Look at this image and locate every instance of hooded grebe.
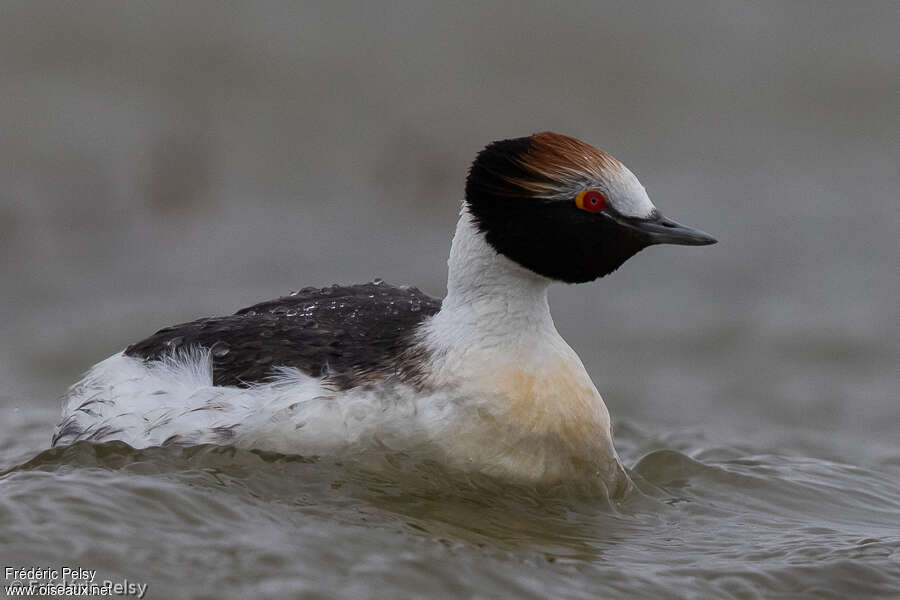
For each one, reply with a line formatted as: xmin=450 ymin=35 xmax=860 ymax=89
xmin=54 ymin=132 xmax=716 ymax=492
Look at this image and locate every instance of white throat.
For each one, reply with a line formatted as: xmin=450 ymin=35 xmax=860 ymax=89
xmin=427 ymin=207 xmax=557 ymax=355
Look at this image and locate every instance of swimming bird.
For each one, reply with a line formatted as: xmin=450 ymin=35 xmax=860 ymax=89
xmin=53 ymin=132 xmax=715 ymax=492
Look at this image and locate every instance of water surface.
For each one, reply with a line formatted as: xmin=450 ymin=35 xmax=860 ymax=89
xmin=2 ymin=422 xmax=899 ymax=599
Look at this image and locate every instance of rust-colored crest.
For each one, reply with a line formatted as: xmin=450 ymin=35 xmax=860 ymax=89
xmin=512 ymin=132 xmax=623 ymax=196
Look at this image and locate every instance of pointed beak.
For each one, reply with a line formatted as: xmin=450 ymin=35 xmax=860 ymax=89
xmin=623 ymin=213 xmax=717 ymax=246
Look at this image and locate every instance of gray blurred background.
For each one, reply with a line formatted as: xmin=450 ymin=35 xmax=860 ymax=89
xmin=1 ymin=1 xmax=898 ymax=464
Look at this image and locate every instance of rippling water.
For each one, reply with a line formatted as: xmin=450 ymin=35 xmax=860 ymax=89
xmin=2 ymin=426 xmax=899 ymax=599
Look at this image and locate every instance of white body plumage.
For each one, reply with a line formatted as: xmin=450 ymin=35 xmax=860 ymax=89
xmin=58 ymin=209 xmax=626 ymax=490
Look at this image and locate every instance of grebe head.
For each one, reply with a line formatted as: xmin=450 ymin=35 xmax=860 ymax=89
xmin=464 ymin=131 xmax=716 ymax=283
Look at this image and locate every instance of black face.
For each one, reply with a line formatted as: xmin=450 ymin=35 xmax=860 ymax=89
xmin=464 ymin=137 xmax=649 ymax=283
xmin=464 ymin=136 xmax=716 ymax=283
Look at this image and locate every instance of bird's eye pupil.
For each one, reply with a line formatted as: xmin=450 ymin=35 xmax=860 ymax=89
xmin=576 ymin=190 xmax=607 ymax=212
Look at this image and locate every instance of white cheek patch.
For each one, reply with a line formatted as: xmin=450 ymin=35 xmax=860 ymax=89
xmin=606 ymin=164 xmax=656 ymax=218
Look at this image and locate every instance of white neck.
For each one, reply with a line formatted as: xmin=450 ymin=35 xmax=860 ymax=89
xmin=418 ymin=207 xmax=624 ymax=490
xmin=427 ymin=207 xmax=557 ymax=355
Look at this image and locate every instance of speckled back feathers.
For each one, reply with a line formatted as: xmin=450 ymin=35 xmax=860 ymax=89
xmin=125 ymin=283 xmax=441 ymax=389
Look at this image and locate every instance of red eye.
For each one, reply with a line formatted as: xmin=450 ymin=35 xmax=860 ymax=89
xmin=576 ymin=190 xmax=607 ymax=212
